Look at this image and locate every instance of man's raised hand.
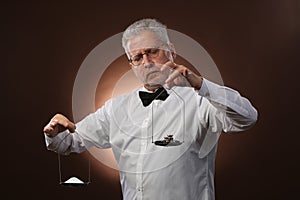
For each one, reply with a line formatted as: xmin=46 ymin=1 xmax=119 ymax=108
xmin=161 ymin=61 xmax=203 ymax=90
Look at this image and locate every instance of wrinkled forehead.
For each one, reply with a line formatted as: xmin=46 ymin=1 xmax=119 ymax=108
xmin=126 ymin=31 xmax=164 ymax=56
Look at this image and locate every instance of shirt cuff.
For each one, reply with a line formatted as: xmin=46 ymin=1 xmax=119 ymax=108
xmin=44 ymin=130 xmax=69 ymax=147
xmin=197 ymin=78 xmax=211 ymax=97
xmin=44 ymin=133 xmax=54 ymax=146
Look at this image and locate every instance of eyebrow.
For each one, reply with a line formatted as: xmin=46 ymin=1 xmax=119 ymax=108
xmin=131 ymin=46 xmax=160 ymax=56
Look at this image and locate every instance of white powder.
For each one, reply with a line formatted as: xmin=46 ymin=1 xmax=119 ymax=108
xmin=64 ymin=177 xmax=84 ymax=184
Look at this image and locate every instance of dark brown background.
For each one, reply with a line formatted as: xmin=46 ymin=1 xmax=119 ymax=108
xmin=3 ymin=0 xmax=300 ymax=199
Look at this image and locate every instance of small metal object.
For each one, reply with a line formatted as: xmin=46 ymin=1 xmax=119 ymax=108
xmin=154 ymin=135 xmax=182 ymax=146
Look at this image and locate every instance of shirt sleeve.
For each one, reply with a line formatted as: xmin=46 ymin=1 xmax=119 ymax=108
xmin=44 ymin=100 xmax=112 ymax=155
xmin=196 ymin=78 xmax=258 ymax=158
xmin=198 ymin=78 xmax=258 ymax=133
xmin=44 ymin=130 xmax=86 ymax=155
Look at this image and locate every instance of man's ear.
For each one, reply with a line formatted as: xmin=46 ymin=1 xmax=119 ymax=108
xmin=129 ymin=62 xmax=134 ymax=69
xmin=125 ymin=52 xmax=134 ymax=69
xmin=168 ymin=43 xmax=177 ymax=60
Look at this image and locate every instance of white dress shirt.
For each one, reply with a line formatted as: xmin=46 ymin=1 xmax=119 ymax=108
xmin=45 ymin=78 xmax=257 ymax=200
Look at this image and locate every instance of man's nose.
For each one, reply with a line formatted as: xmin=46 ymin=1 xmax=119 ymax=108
xmin=142 ymin=54 xmax=153 ymax=68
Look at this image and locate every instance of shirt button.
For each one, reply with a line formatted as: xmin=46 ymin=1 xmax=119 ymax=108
xmin=142 ymin=118 xmax=149 ymax=127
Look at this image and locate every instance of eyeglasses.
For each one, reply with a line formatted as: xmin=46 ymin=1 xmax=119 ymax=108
xmin=129 ymin=47 xmax=161 ymax=66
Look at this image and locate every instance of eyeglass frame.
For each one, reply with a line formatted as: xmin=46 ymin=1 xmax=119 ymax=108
xmin=128 ymin=45 xmax=169 ymax=67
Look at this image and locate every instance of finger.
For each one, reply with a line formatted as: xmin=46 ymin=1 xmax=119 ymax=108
xmin=49 ymin=120 xmax=58 ymax=128
xmin=174 ymin=75 xmax=190 ymax=87
xmin=166 ymin=63 xmax=191 ymax=82
xmin=160 ymin=61 xmax=176 ymax=72
xmin=50 ymin=114 xmax=76 ymax=133
xmin=165 ymin=81 xmax=175 ymax=89
xmin=67 ymin=122 xmax=76 ymax=133
xmin=43 ymin=126 xmax=54 ymax=133
xmin=52 ymin=115 xmax=69 ymax=128
xmin=43 ymin=120 xmax=57 ymax=132
xmin=166 ymin=75 xmax=188 ymax=89
xmin=60 ymin=119 xmax=76 ymax=133
xmin=165 ymin=69 xmax=182 ymax=84
xmin=182 ymin=68 xmax=189 ymax=77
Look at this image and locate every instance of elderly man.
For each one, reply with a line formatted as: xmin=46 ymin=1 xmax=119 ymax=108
xmin=44 ymin=18 xmax=257 ymax=200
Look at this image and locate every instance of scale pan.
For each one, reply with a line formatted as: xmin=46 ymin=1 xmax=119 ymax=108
xmin=60 ymin=177 xmax=90 ymax=187
xmin=154 ymin=140 xmax=182 ymax=146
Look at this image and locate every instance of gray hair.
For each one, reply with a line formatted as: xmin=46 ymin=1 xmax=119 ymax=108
xmin=122 ymin=18 xmax=170 ymax=56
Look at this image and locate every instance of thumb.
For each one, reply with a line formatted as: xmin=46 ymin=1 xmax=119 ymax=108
xmin=67 ymin=121 xmax=76 ymax=133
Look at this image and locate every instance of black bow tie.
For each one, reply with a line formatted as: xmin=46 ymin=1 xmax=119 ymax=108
xmin=139 ymin=87 xmax=169 ymax=107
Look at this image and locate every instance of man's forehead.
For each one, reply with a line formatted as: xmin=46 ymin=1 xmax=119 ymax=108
xmin=127 ymin=31 xmax=162 ymax=54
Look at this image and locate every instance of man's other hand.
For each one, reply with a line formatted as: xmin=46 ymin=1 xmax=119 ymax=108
xmin=43 ymin=114 xmax=76 ymax=138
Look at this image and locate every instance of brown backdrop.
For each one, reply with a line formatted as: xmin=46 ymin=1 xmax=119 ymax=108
xmin=3 ymin=0 xmax=300 ymax=199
